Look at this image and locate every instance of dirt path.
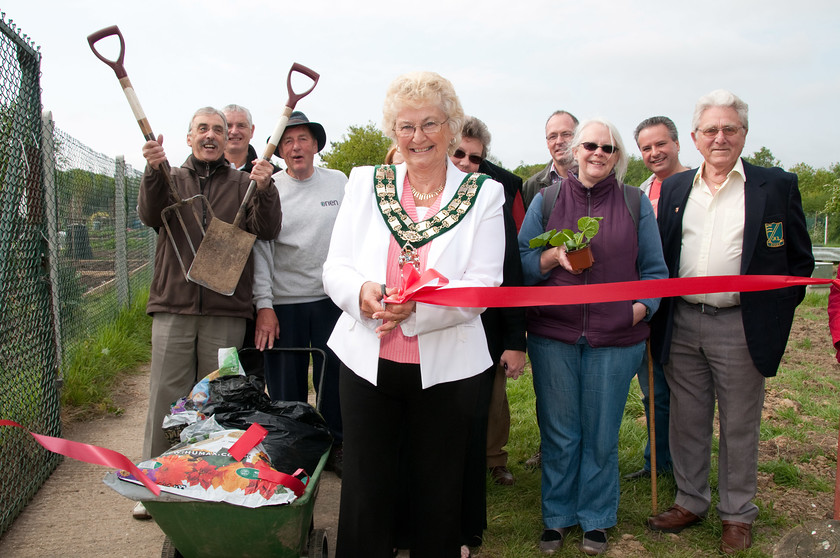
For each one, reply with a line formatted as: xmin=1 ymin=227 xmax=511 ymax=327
xmin=0 ymin=364 xmax=341 ymax=558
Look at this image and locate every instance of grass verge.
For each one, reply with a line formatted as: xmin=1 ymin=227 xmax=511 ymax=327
xmin=60 ymin=289 xmax=152 ymax=418
xmin=482 ymin=290 xmax=835 ymax=557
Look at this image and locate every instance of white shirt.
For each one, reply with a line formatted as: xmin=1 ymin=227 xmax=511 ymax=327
xmin=679 ymin=158 xmax=746 ymax=307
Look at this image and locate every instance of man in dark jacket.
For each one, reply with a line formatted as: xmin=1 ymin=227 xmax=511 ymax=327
xmin=136 ymin=107 xmax=281 ymax=513
xmin=521 ymin=110 xmax=578 ymax=210
xmin=647 ymin=90 xmax=813 ymax=554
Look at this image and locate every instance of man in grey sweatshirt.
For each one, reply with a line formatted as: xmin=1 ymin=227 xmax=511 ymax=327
xmin=252 ymin=112 xmax=347 ymax=475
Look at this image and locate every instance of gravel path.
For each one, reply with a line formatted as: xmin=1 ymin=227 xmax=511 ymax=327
xmin=0 ymin=364 xmax=341 ymax=557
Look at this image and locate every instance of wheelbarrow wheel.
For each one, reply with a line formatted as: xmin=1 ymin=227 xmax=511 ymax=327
xmin=161 ymin=536 xmax=184 ymax=558
xmin=307 ymin=528 xmax=328 ymax=558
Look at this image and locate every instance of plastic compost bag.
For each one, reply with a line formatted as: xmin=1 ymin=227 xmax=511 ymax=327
xmin=117 ymin=429 xmax=299 ymax=507
xmin=205 ymin=375 xmax=333 ymax=476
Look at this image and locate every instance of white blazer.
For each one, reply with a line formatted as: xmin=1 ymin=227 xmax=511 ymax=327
xmin=323 ymin=159 xmax=505 ymax=388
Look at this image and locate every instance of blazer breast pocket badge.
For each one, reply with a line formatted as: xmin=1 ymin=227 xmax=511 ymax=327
xmin=765 ymin=222 xmax=784 ymax=248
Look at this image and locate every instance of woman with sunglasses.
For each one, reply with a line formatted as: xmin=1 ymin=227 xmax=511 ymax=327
xmin=518 ymin=118 xmax=667 ymax=555
xmin=323 ymin=72 xmax=506 ymax=558
xmin=449 ymin=117 xmax=527 ymax=552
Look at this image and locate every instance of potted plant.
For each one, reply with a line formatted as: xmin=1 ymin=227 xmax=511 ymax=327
xmin=529 ymin=216 xmax=603 ymax=271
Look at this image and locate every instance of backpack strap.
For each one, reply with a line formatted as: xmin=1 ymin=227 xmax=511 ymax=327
xmin=542 ymin=179 xmax=641 ymax=232
xmin=541 ymin=181 xmax=562 ymax=230
xmin=622 ymin=183 xmax=642 ymax=232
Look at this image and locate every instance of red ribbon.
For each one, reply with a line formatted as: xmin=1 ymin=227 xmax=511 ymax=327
xmin=0 ymin=419 xmax=160 ymax=496
xmin=254 ymin=462 xmax=308 ymax=497
xmin=384 ymin=265 xmax=449 ymax=304
xmin=228 ymin=422 xmax=268 ymax=462
xmin=387 ymin=273 xmax=836 ymax=308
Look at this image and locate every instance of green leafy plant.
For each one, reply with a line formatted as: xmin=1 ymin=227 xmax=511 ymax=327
xmin=529 ymin=216 xmax=603 ymax=251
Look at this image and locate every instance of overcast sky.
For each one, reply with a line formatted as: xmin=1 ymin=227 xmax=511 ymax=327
xmin=4 ymin=0 xmax=840 ymax=175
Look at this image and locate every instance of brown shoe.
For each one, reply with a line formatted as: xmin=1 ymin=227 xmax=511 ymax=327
xmin=489 ymin=465 xmax=515 ymax=485
xmin=720 ymin=521 xmax=752 ymax=554
xmin=647 ymin=504 xmax=702 ymax=533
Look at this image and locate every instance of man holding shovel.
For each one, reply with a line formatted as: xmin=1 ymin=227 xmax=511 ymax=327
xmin=134 ymin=106 xmax=281 ymax=518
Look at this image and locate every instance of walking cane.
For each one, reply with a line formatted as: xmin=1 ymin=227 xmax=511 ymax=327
xmin=834 ymin=414 xmax=839 ymax=520
xmin=647 ymin=340 xmax=658 ymax=514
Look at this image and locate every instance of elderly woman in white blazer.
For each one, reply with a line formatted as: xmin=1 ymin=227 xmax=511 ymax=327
xmin=323 ymin=71 xmax=505 ymax=558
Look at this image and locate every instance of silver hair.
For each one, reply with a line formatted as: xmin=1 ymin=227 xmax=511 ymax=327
xmin=381 ymin=71 xmax=465 ymax=155
xmin=461 ymin=116 xmax=492 ymax=158
xmin=691 ymin=89 xmax=749 ymax=131
xmin=570 ymin=118 xmax=629 ymax=184
xmin=188 ymin=107 xmax=228 ymax=137
xmin=222 ymin=104 xmax=253 ymax=128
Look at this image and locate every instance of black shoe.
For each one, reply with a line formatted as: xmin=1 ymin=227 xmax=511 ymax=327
xmin=581 ymin=529 xmax=608 ymax=555
xmin=539 ymin=528 xmax=568 ymax=554
xmin=326 ymin=444 xmax=343 ymax=479
xmin=623 ymin=468 xmax=651 ymax=480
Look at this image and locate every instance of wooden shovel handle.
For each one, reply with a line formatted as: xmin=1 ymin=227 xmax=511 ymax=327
xmin=87 ymin=25 xmax=180 ymax=201
xmin=87 ymin=26 xmax=127 ymax=79
xmin=264 ymin=63 xmax=321 ymax=159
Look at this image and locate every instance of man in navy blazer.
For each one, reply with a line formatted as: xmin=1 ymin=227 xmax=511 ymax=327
xmin=647 ymin=90 xmax=814 ymax=554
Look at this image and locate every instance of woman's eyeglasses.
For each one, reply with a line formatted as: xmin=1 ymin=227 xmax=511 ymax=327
xmin=394 ymin=119 xmax=448 ymax=138
xmin=581 ymin=142 xmax=618 ymax=154
xmin=452 ymin=149 xmax=483 ymax=165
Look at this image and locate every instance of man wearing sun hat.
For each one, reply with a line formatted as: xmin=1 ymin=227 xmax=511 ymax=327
xmin=251 ymin=111 xmax=348 ymax=475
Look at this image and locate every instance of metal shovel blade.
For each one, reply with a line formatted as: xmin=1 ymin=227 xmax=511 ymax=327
xmin=187 ymin=218 xmax=256 ymax=296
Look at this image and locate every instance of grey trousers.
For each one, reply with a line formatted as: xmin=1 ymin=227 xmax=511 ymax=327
xmin=664 ymin=300 xmax=765 ymax=524
xmin=143 ymin=313 xmax=245 ymax=459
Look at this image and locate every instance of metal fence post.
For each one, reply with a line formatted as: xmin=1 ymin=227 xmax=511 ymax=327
xmin=115 ymin=155 xmax=129 ymax=307
xmin=41 ymin=110 xmax=63 ymax=379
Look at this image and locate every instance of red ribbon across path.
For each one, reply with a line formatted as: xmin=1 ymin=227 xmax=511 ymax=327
xmin=0 ymin=419 xmax=160 ymax=496
xmin=3 ymin=272 xmax=835 ymax=495
xmin=388 ymin=272 xmax=837 ymax=308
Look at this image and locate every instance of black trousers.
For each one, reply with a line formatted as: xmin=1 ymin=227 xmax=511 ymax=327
xmin=336 ymin=359 xmax=480 ymax=558
xmin=263 ymin=298 xmax=343 ymax=443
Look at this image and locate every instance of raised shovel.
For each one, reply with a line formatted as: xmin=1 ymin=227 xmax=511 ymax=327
xmin=87 ymin=25 xmax=210 ymax=282
xmin=186 ymin=63 xmax=320 ymax=296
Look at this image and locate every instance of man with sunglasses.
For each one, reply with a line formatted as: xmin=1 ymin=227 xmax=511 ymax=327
xmin=521 ymin=110 xmax=579 ymax=210
xmin=623 ymin=116 xmax=688 ymax=482
xmin=647 ymin=90 xmax=813 ymax=554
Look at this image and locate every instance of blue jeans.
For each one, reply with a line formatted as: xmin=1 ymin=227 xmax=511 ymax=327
xmin=529 ymin=334 xmax=644 ymax=532
xmin=636 ymin=350 xmax=672 ymax=473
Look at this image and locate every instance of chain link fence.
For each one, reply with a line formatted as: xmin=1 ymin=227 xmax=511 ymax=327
xmin=0 ymin=14 xmax=154 ymax=536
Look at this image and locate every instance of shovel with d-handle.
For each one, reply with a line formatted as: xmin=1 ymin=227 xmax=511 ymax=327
xmin=186 ymin=63 xmax=320 ymax=296
xmin=87 ymin=25 xmax=211 ymax=282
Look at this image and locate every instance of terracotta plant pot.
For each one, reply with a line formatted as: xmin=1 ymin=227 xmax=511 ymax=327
xmin=566 ymin=245 xmax=594 ymax=271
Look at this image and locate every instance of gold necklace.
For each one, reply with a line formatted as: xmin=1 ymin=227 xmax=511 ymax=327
xmin=410 ymin=181 xmax=445 ymax=201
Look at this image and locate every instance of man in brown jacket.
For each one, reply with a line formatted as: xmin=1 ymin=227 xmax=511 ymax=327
xmin=133 ymin=107 xmax=281 ymax=518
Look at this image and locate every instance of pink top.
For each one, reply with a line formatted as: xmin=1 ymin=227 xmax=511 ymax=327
xmin=379 ymin=176 xmax=444 ymax=364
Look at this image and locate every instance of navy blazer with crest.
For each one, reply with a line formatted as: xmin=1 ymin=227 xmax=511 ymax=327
xmin=650 ymin=159 xmax=814 ymax=377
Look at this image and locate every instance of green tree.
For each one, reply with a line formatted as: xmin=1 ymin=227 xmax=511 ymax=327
xmin=512 ymin=162 xmax=546 ymax=182
xmin=319 ymin=122 xmax=392 ymax=176
xmin=624 ymin=155 xmax=650 ymax=187
xmin=744 ymin=146 xmax=780 ymax=168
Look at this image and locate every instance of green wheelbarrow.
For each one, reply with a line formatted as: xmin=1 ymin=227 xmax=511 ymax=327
xmin=147 ymin=446 xmax=329 ymax=558
xmin=106 ymin=347 xmax=332 ymax=558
